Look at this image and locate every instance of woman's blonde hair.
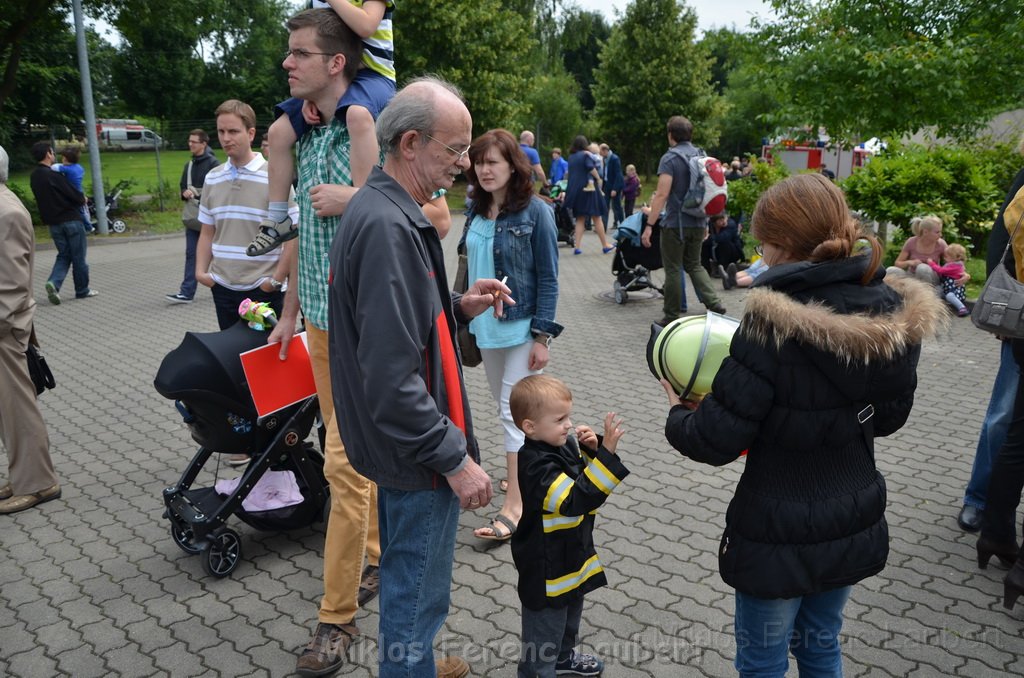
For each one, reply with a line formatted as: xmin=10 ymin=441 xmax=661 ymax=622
xmin=909 ymin=215 xmax=943 ymax=237
xmin=751 ymin=173 xmax=882 ymax=284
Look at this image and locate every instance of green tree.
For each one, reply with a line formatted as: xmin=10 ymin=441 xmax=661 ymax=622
xmin=699 ymin=27 xmax=779 ymax=160
xmin=592 ymin=0 xmax=724 ymax=173
xmin=757 ymin=0 xmax=1024 ymax=143
xmin=559 ymin=8 xmax=610 ymax=112
xmin=195 ymin=0 xmax=292 ymax=122
xmin=523 ymin=71 xmax=583 ymax=153
xmin=0 ymin=0 xmax=121 ymax=146
xmin=841 ymin=141 xmax=1012 ymax=253
xmin=395 ymin=0 xmax=535 ymax=136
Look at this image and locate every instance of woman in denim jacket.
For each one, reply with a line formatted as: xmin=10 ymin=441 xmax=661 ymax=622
xmin=461 ymin=129 xmax=563 ymax=542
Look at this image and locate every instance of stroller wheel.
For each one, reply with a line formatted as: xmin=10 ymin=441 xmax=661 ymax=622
xmin=201 ymin=528 xmax=242 ymax=578
xmin=111 ymin=219 xmax=127 ymax=234
xmin=613 ymin=280 xmax=628 ymax=305
xmin=171 ymin=524 xmax=202 ymax=555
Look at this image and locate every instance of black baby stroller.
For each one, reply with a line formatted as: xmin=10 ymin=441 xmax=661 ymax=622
xmin=611 ymin=211 xmax=663 ymax=304
xmin=88 ymin=179 xmax=130 ymax=233
xmin=154 ymin=322 xmax=328 ymax=578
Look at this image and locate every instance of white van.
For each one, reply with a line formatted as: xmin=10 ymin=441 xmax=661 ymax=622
xmin=100 ymin=127 xmax=164 ymax=150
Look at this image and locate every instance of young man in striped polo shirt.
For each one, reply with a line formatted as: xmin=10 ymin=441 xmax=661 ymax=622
xmin=194 ymin=99 xmax=297 ymax=331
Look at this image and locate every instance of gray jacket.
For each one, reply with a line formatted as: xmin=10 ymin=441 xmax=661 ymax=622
xmin=328 ymin=167 xmax=479 ymax=491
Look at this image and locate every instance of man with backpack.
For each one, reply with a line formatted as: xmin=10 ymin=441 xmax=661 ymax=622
xmin=642 ymin=115 xmax=726 ymax=324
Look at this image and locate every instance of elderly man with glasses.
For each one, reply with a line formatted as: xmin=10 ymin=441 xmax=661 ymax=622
xmin=328 ymin=76 xmax=511 ymax=678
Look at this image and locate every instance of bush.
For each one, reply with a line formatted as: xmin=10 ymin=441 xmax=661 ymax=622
xmin=726 ymin=158 xmax=791 ymax=226
xmin=841 ymin=141 xmax=1010 ymax=255
xmin=7 ymin=182 xmax=40 ymax=224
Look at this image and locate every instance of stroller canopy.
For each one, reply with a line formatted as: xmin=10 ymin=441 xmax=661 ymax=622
xmin=154 ymin=322 xmax=266 ymax=413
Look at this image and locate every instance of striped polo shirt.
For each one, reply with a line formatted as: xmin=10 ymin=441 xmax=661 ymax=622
xmin=310 ymin=0 xmax=396 ymax=81
xmin=198 ymin=153 xmax=299 ymax=291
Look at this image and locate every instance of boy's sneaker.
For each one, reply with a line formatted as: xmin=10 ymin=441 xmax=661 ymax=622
xmin=295 ymin=622 xmax=360 ymax=677
xmin=247 ymin=217 xmax=296 ymax=256
xmin=165 ymin=293 xmax=194 ymax=304
xmin=555 ymin=650 xmax=604 ymax=676
xmin=44 ymin=281 xmax=61 ymax=305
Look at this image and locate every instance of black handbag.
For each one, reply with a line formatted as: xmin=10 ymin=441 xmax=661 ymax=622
xmin=26 ymin=328 xmax=56 ymax=396
xmin=452 ymin=252 xmax=482 ymax=368
xmin=972 ymin=207 xmax=1024 ymax=339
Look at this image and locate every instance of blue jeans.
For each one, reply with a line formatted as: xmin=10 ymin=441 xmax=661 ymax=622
xmin=377 ymin=485 xmax=460 ymax=677
xmin=964 ymin=340 xmax=1020 ymax=509
xmin=734 ymin=586 xmax=851 ymax=678
xmin=518 ymin=596 xmax=583 ymax=678
xmin=47 ymin=220 xmax=91 ymax=297
xmin=178 ymin=228 xmax=201 ymax=298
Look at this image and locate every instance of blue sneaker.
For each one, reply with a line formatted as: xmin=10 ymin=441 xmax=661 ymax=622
xmin=555 ymin=650 xmax=603 ymax=676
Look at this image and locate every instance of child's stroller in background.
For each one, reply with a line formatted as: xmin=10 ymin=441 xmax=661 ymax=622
xmin=611 ymin=211 xmax=663 ymax=304
xmin=154 ymin=322 xmax=327 ymax=578
xmin=545 ymin=180 xmax=576 ymax=247
xmin=88 ymin=179 xmax=130 ymax=233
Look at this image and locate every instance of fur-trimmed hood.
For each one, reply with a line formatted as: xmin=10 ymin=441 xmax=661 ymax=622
xmin=742 ymin=265 xmax=948 ymax=365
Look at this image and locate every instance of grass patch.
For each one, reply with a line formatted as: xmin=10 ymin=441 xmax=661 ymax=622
xmin=9 ymin=150 xmax=224 ymax=198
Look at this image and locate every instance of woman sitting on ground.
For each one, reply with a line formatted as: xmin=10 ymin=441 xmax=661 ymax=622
xmin=887 ymin=215 xmax=969 ymax=288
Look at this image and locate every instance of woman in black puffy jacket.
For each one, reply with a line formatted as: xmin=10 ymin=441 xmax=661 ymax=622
xmin=661 ymin=174 xmax=945 ymax=677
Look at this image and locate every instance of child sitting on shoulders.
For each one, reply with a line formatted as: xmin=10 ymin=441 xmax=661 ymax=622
xmin=510 ymin=375 xmax=629 ymax=678
xmin=247 ymin=0 xmax=395 ymax=256
xmin=928 ymin=243 xmax=970 ymax=316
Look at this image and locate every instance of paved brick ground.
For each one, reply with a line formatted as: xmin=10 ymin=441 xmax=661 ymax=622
xmin=1 ymin=224 xmax=1021 ymax=677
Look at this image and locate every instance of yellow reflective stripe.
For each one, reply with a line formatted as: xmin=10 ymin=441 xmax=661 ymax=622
xmin=545 ymin=555 xmax=604 ymax=597
xmin=583 ymin=458 xmax=619 ymax=495
xmin=542 ymin=513 xmax=584 ymax=533
xmin=543 ymin=473 xmax=573 ymax=514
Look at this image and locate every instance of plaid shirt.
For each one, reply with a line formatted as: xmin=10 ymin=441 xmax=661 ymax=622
xmin=296 ymin=119 xmax=351 ymax=330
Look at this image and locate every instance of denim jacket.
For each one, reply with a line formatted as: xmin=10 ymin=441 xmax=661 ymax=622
xmin=462 ymin=195 xmax=564 ymax=338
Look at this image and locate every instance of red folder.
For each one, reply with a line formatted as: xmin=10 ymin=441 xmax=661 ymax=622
xmin=239 ymin=332 xmax=316 ymax=419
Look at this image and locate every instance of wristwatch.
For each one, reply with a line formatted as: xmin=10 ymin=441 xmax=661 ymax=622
xmin=269 ymin=278 xmax=283 ymax=289
xmin=533 ymin=333 xmax=552 ymax=348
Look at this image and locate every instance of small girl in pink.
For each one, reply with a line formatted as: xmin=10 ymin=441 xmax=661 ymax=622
xmin=928 ymin=243 xmax=970 ymax=317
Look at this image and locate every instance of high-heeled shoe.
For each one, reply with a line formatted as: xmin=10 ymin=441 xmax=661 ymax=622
xmin=1003 ymin=561 xmax=1024 ymax=610
xmin=977 ymin=534 xmax=1019 ymax=569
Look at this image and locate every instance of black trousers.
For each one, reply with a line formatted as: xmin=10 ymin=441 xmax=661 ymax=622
xmin=211 ymin=284 xmax=284 ymax=331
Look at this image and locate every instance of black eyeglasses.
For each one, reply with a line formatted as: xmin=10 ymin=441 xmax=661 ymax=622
xmin=755 ymin=243 xmax=764 ymax=256
xmin=283 ymin=48 xmax=336 ymax=60
xmin=425 ymin=134 xmax=471 ymax=163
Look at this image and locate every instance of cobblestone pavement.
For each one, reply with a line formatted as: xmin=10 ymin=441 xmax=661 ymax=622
xmin=2 ymin=223 xmax=1022 ymax=677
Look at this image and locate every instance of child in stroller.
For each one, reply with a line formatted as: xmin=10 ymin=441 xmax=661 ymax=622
xmin=544 ymin=179 xmax=576 ymax=247
xmin=611 ymin=210 xmax=664 ymax=304
xmin=154 ymin=321 xmax=328 ymax=578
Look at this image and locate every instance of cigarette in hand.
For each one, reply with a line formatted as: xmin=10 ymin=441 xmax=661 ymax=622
xmin=495 ymin=276 xmax=508 ymax=300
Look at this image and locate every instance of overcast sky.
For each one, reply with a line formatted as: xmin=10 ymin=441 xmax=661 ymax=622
xmin=572 ymin=0 xmax=772 ymax=34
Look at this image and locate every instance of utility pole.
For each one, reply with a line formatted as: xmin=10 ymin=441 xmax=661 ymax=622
xmin=73 ymin=0 xmax=108 ymax=234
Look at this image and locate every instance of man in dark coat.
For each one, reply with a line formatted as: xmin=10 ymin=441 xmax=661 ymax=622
xmin=29 ymin=141 xmax=94 ymax=304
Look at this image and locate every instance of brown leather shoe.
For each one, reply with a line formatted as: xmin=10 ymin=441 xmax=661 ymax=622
xmin=357 ymin=564 xmax=380 ymax=606
xmin=435 ymin=655 xmax=470 ymax=678
xmin=0 ymin=484 xmax=60 ymax=515
xmin=295 ymin=622 xmax=360 ymax=677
